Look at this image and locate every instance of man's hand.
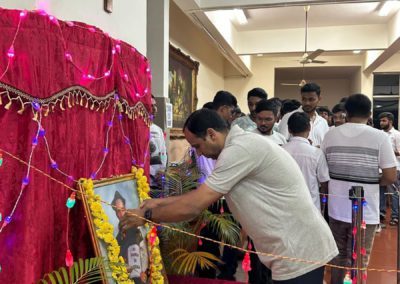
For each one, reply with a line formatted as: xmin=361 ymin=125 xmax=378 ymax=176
xmin=119 ymin=208 xmax=146 ymax=234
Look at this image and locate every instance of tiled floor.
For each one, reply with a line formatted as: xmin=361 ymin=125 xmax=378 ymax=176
xmin=235 ymin=214 xmax=400 ymax=284
xmin=367 ymin=222 xmax=398 ymax=283
xmin=324 ymin=217 xmax=399 ymax=283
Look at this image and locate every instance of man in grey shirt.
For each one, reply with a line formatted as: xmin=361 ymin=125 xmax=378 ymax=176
xmin=121 ymin=109 xmax=338 ymax=283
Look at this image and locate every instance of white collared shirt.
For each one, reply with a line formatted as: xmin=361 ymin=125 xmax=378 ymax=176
xmin=283 ymin=136 xmax=330 ymax=210
xmin=252 ymin=128 xmax=287 ymax=145
xmin=278 ymin=107 xmax=329 ymax=147
xmin=385 ymin=127 xmax=400 ymax=170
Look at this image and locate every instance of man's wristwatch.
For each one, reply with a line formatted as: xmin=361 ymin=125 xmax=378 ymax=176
xmin=144 ymin=208 xmax=153 ymax=222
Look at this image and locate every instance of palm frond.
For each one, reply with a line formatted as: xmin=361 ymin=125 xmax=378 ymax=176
xmin=37 ymin=257 xmax=119 ymax=284
xmin=202 ymin=210 xmax=241 ymax=246
xmin=169 ymin=248 xmax=222 ymax=275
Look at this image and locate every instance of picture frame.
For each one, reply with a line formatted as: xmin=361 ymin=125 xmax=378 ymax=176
xmin=79 ymin=173 xmax=167 ymax=284
xmin=169 ymin=44 xmax=199 ymax=138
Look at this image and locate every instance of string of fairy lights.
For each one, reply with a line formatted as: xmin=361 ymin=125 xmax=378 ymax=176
xmin=0 ymin=8 xmax=153 ymax=272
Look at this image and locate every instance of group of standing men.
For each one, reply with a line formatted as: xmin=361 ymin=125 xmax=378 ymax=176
xmin=122 ymin=83 xmax=398 ymax=284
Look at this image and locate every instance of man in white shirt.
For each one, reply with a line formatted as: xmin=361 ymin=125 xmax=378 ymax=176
xmin=122 ymin=109 xmax=338 ymax=283
xmin=278 ymin=83 xmax=329 ymax=147
xmin=231 ymin=87 xmax=267 ymax=131
xmin=149 ymin=95 xmax=167 ymax=189
xmin=379 ymin=112 xmax=400 ymax=226
xmin=321 ymin=94 xmax=397 ymax=284
xmin=253 ymin=99 xmax=286 ymax=145
xmin=283 ymin=112 xmax=330 ymax=211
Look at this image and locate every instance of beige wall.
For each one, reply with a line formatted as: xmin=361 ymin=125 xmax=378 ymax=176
xmin=275 ymin=79 xmax=350 ymax=109
xmin=169 ymin=2 xmax=226 ymax=162
xmin=169 ymin=1 xmax=225 ymax=110
xmin=225 ymin=54 xmax=371 ymax=111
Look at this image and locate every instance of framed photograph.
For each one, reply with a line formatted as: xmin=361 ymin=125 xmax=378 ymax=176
xmin=169 ymin=44 xmax=199 ymax=138
xmin=80 ymin=174 xmax=166 ymax=284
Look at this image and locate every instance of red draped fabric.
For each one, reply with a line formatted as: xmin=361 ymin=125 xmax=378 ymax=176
xmin=0 ymin=8 xmax=151 ymax=283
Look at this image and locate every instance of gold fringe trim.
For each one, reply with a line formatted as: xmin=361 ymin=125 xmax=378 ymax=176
xmin=0 ymin=83 xmax=151 ymax=126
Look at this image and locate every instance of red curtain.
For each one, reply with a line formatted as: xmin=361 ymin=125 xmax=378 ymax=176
xmin=0 ymin=8 xmax=150 ymax=283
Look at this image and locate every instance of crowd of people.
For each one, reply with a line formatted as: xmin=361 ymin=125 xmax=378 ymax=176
xmin=127 ymin=83 xmax=399 ymax=284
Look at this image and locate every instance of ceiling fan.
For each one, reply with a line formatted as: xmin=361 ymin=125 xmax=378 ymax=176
xmin=299 ymin=6 xmax=326 ymax=65
xmin=281 ymin=6 xmax=326 ymax=87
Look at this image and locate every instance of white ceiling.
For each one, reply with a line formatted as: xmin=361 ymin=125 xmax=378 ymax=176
xmin=235 ymin=2 xmax=399 ymax=31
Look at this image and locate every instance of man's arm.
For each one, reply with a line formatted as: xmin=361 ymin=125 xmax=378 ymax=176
xmin=120 ymin=183 xmax=223 ymax=231
xmin=380 ymin=167 xmax=397 ymax=186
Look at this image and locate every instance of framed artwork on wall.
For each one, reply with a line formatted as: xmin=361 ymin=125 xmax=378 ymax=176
xmin=169 ymin=44 xmax=199 ymax=138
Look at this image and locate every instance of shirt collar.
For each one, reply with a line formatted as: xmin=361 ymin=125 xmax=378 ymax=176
xmin=289 ymin=136 xmax=310 ymax=144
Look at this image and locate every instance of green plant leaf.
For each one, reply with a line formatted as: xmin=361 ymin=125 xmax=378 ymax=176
xmin=60 ymin=267 xmax=69 ymax=284
xmin=170 ymin=248 xmax=222 ymax=275
xmin=79 ymin=258 xmax=84 ymax=277
xmin=38 ymin=257 xmax=106 ymax=284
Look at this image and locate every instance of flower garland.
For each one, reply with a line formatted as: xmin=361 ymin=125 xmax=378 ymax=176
xmin=132 ymin=166 xmax=164 ymax=284
xmin=81 ymin=167 xmax=164 ymax=284
xmin=82 ymin=178 xmax=132 ymax=284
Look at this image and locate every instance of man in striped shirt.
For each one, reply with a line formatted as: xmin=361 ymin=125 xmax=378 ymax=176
xmin=321 ymin=94 xmax=397 ymax=284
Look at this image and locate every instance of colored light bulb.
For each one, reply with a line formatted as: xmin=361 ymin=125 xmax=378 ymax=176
xmin=65 ymin=249 xmax=73 ymax=267
xmin=343 ymin=273 xmax=352 ymax=284
xmin=115 ymin=44 xmax=121 ymax=53
xmin=107 ymin=121 xmax=113 ymax=127
xmin=118 ymin=114 xmax=123 ymax=121
xmin=111 ymin=48 xmax=116 ymax=55
xmin=132 ymin=159 xmax=137 ymax=165
xmin=39 ymin=128 xmax=45 ymax=137
xmin=7 ymin=46 xmax=15 ymax=58
xmin=65 ymin=52 xmax=72 ymax=62
xmin=123 ymin=74 xmax=129 ymax=82
xmin=89 ymin=27 xmax=96 ymax=33
xmin=22 ymin=177 xmax=29 ymax=186
xmin=19 ymin=11 xmax=27 ymax=18
xmin=104 ymin=70 xmax=110 ymax=77
xmin=5 ymin=216 xmax=11 ymax=224
xmin=146 ymin=67 xmax=150 ymax=73
xmin=90 ymin=173 xmax=96 ymax=179
xmin=115 ymin=94 xmax=120 ymax=100
xmin=124 ymin=137 xmax=130 ymax=144
xmin=67 ymin=175 xmax=74 ymax=181
xmin=103 ymin=148 xmax=109 ymax=155
xmin=50 ymin=160 xmax=58 ymax=169
xmin=140 ymin=163 xmax=144 ymax=168
xmin=322 ymin=196 xmax=327 ymax=203
xmin=198 ymin=239 xmax=202 ymax=246
xmin=32 ymin=137 xmax=38 ymax=146
xmin=66 ymin=21 xmax=74 ymax=27
xmin=32 ymin=101 xmax=41 ymax=111
xmin=150 ymin=114 xmax=154 ymax=121
xmin=144 ymin=88 xmax=148 ymax=94
xmin=66 ymin=192 xmax=76 ymax=208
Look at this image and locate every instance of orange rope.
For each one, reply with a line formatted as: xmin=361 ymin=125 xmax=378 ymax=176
xmin=0 ymin=147 xmax=397 ymax=273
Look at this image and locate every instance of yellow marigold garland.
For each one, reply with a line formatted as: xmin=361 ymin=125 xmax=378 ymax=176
xmin=81 ymin=167 xmax=164 ymax=284
xmin=82 ymin=178 xmax=132 ymax=284
xmin=132 ymin=166 xmax=165 ymax=284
